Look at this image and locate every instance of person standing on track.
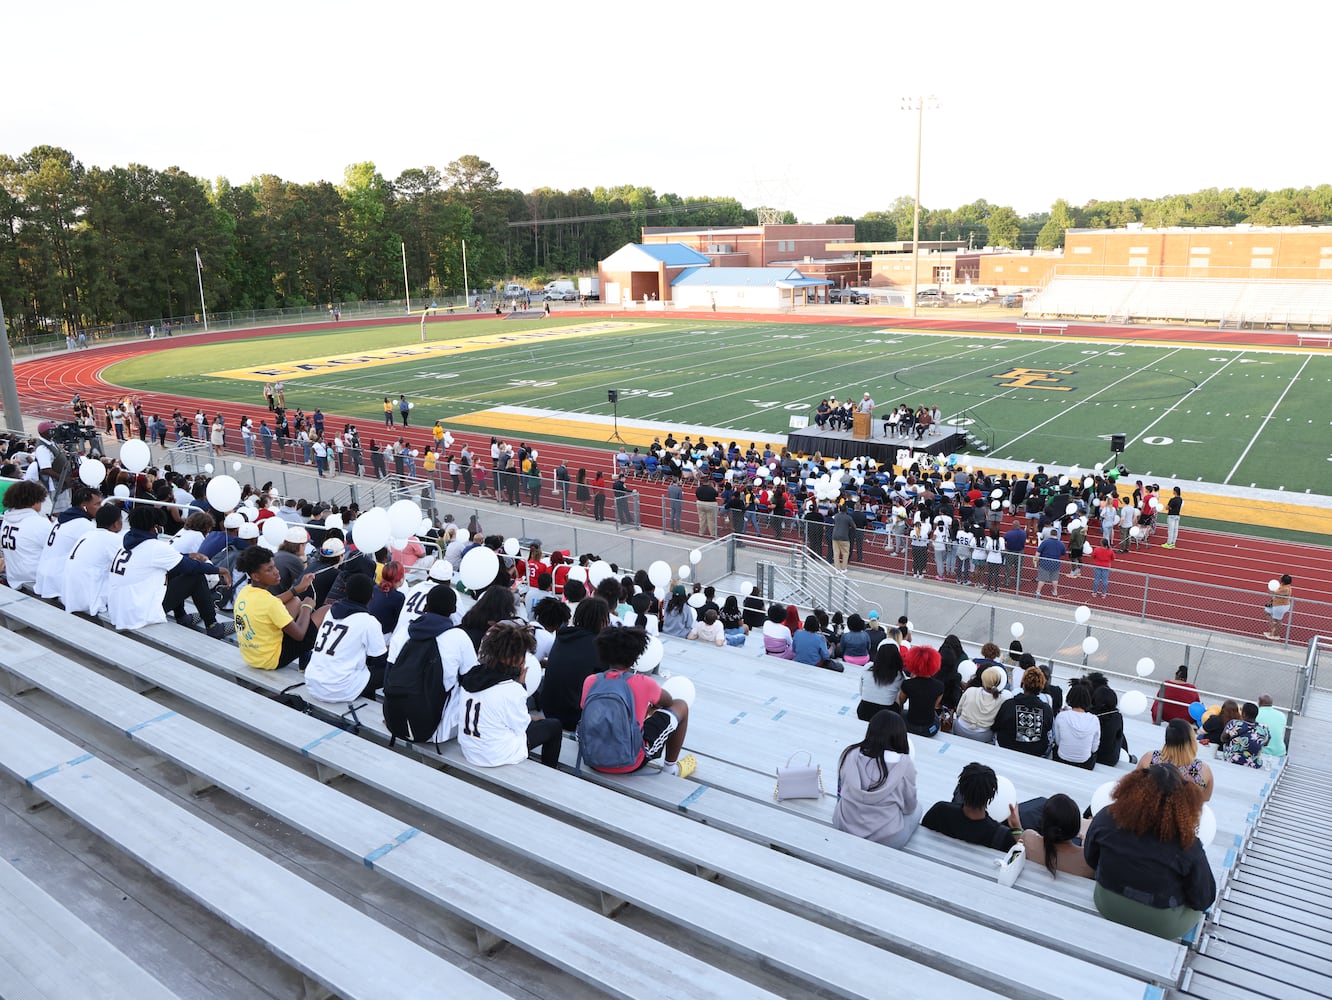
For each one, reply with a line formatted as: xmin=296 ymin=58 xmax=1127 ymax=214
xmin=398 ymin=394 xmax=411 ymax=427
xmin=1162 ymin=487 xmax=1183 ymax=549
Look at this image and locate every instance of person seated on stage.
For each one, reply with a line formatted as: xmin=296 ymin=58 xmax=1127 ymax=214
xmin=815 ymin=400 xmax=831 ymax=428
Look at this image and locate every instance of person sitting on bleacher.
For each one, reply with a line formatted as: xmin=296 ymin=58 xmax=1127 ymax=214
xmin=1083 ymin=765 xmax=1216 ymax=940
xmin=60 ymin=504 xmax=125 ymax=617
xmin=232 ymin=545 xmax=319 ymax=672
xmin=1 ymin=480 xmax=52 ymax=592
xmin=1135 ymin=718 xmax=1214 ymax=800
xmin=1219 ymin=702 xmax=1270 ymax=768
xmin=1019 ymin=793 xmax=1094 ymax=879
xmin=834 ymin=710 xmax=920 ymax=849
xmin=922 ymin=762 xmax=1024 ymax=852
xmin=896 ymin=645 xmax=944 ymax=737
xmin=953 ymin=666 xmax=1008 ymax=743
xmin=1051 ymin=682 xmax=1101 ymax=769
xmin=455 ymin=621 xmax=562 ymax=769
xmin=35 ymin=485 xmax=102 ymax=601
xmin=762 ymin=603 xmax=795 ymax=659
xmin=303 ymin=574 xmax=388 ymax=703
xmin=994 ymin=666 xmax=1054 ymax=757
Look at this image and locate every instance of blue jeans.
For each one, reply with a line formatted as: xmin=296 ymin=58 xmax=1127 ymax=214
xmin=1093 ymin=566 xmax=1110 ymax=595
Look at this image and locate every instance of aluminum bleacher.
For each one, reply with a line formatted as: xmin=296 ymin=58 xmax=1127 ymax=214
xmin=1027 ymin=277 xmax=1332 ymax=329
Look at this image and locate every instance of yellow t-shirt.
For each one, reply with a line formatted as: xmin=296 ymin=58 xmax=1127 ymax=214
xmin=432 ymin=424 xmax=444 ymax=443
xmin=234 ymin=585 xmax=293 ymax=671
xmin=424 ymin=452 xmax=438 ymax=472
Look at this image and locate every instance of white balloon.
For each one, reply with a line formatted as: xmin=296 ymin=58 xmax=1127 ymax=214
xmin=687 ymin=592 xmax=705 ymax=608
xmin=502 ymin=537 xmax=520 ymax=556
xmin=459 ymin=546 xmax=501 ymax=590
xmin=1130 ymin=526 xmax=1142 ymax=539
xmin=990 ymin=500 xmax=1001 ymax=510
xmin=442 ymin=431 xmax=454 ymax=447
xmin=986 ymin=775 xmax=1018 ymax=823
xmin=113 ymin=484 xmax=130 ymax=499
xmin=1002 ymin=500 xmax=1011 ymax=509
xmin=351 ymin=507 xmax=391 ymax=553
xmin=1074 ymin=605 xmax=1092 ymax=625
xmin=990 ymin=488 xmax=1002 ymax=499
xmin=1135 ymin=657 xmax=1156 ymax=677
xmin=1120 ymin=690 xmax=1148 ymax=716
xmin=119 ymin=438 xmax=151 ymax=473
xmin=662 ymin=675 xmax=696 ymax=707
xmin=904 ymin=620 xmax=913 ymax=633
xmin=390 ymin=537 xmax=410 ymax=551
xmin=387 ymin=499 xmax=421 ymax=539
xmin=647 ymin=560 xmax=672 ymax=587
xmin=418 ymin=518 xmax=433 ymax=536
xmin=678 ymin=565 xmax=691 ymax=580
xmin=205 ymin=475 xmax=242 ymax=512
xmin=203 ymin=463 xmax=214 ymax=474
xmin=78 ymin=458 xmax=105 ymax=488
xmin=1093 ymin=462 xmax=1104 ymax=472
xmin=1196 ymin=805 xmax=1217 ymax=847
xmin=739 ymin=580 xmax=754 ymax=595
xmin=530 ymin=449 xmax=537 ymax=459
xmin=324 ymin=513 xmax=343 ymax=532
xmin=1059 ymin=475 xmax=1069 ymax=486
xmin=1069 ymin=465 xmax=1080 ymax=477
xmin=1010 ymin=622 xmax=1025 ymax=639
xmin=233 ymin=462 xmax=243 ymax=472
xmin=1082 ymin=635 xmax=1100 ymax=655
xmin=1268 ymin=579 xmax=1280 ymax=593
xmin=633 ymin=635 xmax=664 ymax=672
xmin=1090 ymin=780 xmax=1117 ymax=815
xmin=689 ymin=548 xmax=703 ymax=564
xmin=521 ymin=652 xmax=543 ymax=696
xmin=1065 ymin=503 xmax=1078 ymax=516
xmin=1082 ymin=477 xmax=1093 ymax=488
xmin=957 ymin=659 xmax=977 ymax=684
xmin=587 ymin=560 xmax=614 ymax=585
xmin=261 ymin=515 xmax=289 ymax=546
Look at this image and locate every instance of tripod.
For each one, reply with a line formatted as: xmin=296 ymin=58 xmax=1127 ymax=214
xmin=606 ymin=389 xmax=626 ymax=445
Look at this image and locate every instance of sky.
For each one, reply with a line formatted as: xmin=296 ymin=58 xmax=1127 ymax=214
xmin=6 ymin=1 xmax=1324 ymax=224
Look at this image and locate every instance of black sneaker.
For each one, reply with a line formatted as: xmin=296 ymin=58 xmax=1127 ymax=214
xmin=205 ymin=623 xmax=232 ymax=639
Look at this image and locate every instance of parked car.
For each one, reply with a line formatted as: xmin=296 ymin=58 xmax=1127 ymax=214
xmin=1000 ymin=294 xmax=1023 ymax=308
xmin=953 ymin=289 xmax=988 ymax=304
xmin=916 ymin=288 xmax=943 ymax=300
xmin=829 ymin=287 xmax=869 ymax=304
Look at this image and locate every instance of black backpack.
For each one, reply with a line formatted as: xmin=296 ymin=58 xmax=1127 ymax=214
xmin=382 ymin=629 xmax=450 ymax=747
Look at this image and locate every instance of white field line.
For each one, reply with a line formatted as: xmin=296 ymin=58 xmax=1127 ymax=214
xmin=1224 ymin=354 xmax=1313 ymax=484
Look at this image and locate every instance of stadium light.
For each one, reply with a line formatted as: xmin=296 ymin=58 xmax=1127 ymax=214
xmin=900 ymin=96 xmax=938 ymax=318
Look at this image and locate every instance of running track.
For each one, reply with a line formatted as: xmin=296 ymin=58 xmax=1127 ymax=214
xmin=15 ymin=312 xmax=1332 ymax=647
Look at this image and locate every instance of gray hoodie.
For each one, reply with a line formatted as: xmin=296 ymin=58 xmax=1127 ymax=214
xmin=833 ymin=750 xmax=918 ymax=847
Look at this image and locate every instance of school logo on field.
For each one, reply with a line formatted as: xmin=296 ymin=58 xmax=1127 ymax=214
xmin=991 ymin=367 xmax=1075 ymax=391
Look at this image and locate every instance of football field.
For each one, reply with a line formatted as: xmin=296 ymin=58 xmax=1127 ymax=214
xmin=102 ymin=316 xmax=1332 ymax=495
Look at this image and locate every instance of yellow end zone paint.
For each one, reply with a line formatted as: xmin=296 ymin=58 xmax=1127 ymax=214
xmin=205 ymin=321 xmax=662 ymax=382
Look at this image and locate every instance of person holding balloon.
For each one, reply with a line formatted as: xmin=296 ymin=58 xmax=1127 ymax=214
xmin=1083 ymin=764 xmax=1216 ymax=939
xmin=1263 ymin=574 xmax=1293 ymax=639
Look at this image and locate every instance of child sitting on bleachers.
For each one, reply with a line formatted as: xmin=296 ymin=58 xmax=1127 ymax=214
xmin=921 ymin=762 xmax=1023 ymax=852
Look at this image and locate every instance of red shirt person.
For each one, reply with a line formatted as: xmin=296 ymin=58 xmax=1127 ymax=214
xmin=1152 ymin=665 xmax=1201 ymax=725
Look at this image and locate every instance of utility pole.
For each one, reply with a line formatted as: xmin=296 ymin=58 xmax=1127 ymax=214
xmin=901 ymin=95 xmax=938 ymax=318
xmin=0 ymin=296 xmax=27 ymax=434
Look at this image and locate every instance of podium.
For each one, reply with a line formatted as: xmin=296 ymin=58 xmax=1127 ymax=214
xmin=852 ymin=411 xmax=871 ymax=441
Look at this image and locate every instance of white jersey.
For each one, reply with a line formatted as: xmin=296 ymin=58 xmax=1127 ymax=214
xmin=35 ymin=513 xmax=95 ymax=599
xmin=61 ymin=528 xmax=124 ymax=615
xmin=304 ymin=608 xmax=388 ymax=703
xmin=171 ymin=529 xmax=206 ymax=555
xmin=455 ymin=678 xmax=531 ymax=767
xmin=106 ymin=537 xmax=186 ymax=630
xmin=386 ymin=579 xmax=436 ymax=663
xmin=1 ymin=507 xmax=53 ymax=590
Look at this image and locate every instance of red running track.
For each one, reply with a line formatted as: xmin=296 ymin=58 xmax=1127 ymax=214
xmin=15 ymin=315 xmax=1332 ymax=647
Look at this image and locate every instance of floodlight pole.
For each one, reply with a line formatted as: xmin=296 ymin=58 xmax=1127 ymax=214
xmin=0 ymin=295 xmax=26 ymax=434
xmin=401 ymin=242 xmax=412 ymax=314
xmin=195 ymin=248 xmax=209 ymax=331
xmin=462 ymin=239 xmax=470 ymax=310
xmin=902 ymin=96 xmax=937 ymax=319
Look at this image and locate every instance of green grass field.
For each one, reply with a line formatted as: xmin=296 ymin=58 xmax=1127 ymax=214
xmin=104 ymin=317 xmax=1332 ymax=495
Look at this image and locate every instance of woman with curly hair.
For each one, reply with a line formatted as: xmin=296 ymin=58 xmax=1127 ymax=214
xmin=455 ymin=621 xmax=562 ymax=768
xmin=834 ymin=710 xmax=920 ymax=848
xmin=1083 ymin=765 xmax=1216 ymax=938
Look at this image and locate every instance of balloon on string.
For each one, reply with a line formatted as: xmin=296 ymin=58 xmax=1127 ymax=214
xmin=78 ymin=458 xmax=105 ymax=488
xmin=119 ymin=438 xmax=150 ymax=473
xmin=957 ymin=659 xmax=977 ymax=684
xmin=1082 ymin=635 xmax=1100 ymax=655
xmin=677 ymin=564 xmax=691 ymax=580
xmin=689 ymin=548 xmax=703 ymax=564
xmin=1093 ymin=462 xmax=1104 ymax=472
xmin=113 ymin=484 xmax=130 ymax=499
xmin=1119 ymin=690 xmax=1148 ymax=715
xmin=418 ymin=518 xmax=433 ymax=537
xmin=587 ymin=560 xmax=614 ymax=585
xmin=1002 ymin=500 xmax=1011 ymax=509
xmin=991 ymin=489 xmax=1003 ymax=499
xmin=1135 ymin=657 xmax=1156 ymax=677
xmin=387 ymin=499 xmax=421 ymax=539
xmin=991 ymin=500 xmax=1001 ymax=510
xmin=1082 ymin=477 xmax=1093 ymax=488
xmin=261 ymin=515 xmax=289 ymax=547
xmin=502 ymin=537 xmax=520 ymax=556
xmin=687 ymin=592 xmax=706 ymax=608
xmin=1069 ymin=465 xmax=1080 ymax=477
xmin=1090 ymin=780 xmax=1117 ymax=815
xmin=233 ymin=462 xmax=243 ymax=472
xmin=1188 ymin=701 xmax=1205 ymax=723
xmin=738 ymin=580 xmax=753 ymax=595
xmin=205 ymin=475 xmax=242 ymax=512
xmin=1065 ymin=503 xmax=1078 ymax=516
xmin=1074 ymin=605 xmax=1092 ymax=625
xmin=442 ymin=431 xmax=454 ymax=448
xmin=647 ymin=560 xmax=672 ymax=587
xmin=1268 ymin=579 xmax=1280 ymax=593
xmin=1130 ymin=526 xmax=1142 ymax=539
xmin=521 ymin=653 xmax=543 ymax=697
xmin=662 ymin=675 xmax=696 ymax=707
xmin=633 ymin=635 xmax=664 ymax=673
xmin=986 ymin=775 xmax=1018 ymax=823
xmin=1010 ymin=622 xmax=1025 ymax=639
xmin=204 ymin=464 xmax=214 ymax=474
xmin=351 ymin=507 xmax=391 ymax=553
xmin=459 ymin=545 xmax=500 ymax=590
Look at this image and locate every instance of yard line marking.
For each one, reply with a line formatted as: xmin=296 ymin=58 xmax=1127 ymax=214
xmin=1224 ymin=355 xmax=1313 ymax=484
xmin=990 ymin=346 xmax=1189 ymax=453
xmin=1126 ymin=352 xmax=1247 ymax=449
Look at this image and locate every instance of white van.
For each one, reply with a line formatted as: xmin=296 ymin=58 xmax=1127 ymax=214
xmin=503 ymin=283 xmax=527 ymax=298
xmin=544 ymin=279 xmax=575 ymax=300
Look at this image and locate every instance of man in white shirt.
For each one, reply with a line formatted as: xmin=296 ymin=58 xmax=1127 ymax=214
xmin=1 ymin=480 xmax=53 ymax=591
xmin=25 ymin=425 xmax=61 ymax=496
xmin=106 ymin=505 xmax=231 ymax=636
xmin=61 ymin=505 xmax=126 ymax=615
xmin=387 ymin=560 xmax=459 ymax=663
xmin=303 ymin=573 xmax=388 ymax=703
xmin=35 ymin=485 xmax=102 ymax=599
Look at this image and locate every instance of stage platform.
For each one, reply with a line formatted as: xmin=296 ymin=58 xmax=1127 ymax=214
xmin=785 ymin=425 xmax=968 ymax=464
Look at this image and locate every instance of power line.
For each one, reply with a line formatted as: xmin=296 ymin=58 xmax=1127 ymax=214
xmin=506 ymin=200 xmax=743 ymax=228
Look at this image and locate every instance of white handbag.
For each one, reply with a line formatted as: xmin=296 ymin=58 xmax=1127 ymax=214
xmin=774 ymin=750 xmax=824 ymax=801
xmin=996 ymin=842 xmax=1025 ymax=887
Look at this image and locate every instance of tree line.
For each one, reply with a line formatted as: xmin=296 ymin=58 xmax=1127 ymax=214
xmin=3 ymin=144 xmax=1330 ymax=338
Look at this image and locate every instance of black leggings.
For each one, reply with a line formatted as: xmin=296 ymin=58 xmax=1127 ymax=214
xmin=527 ymin=717 xmax=563 ymax=767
